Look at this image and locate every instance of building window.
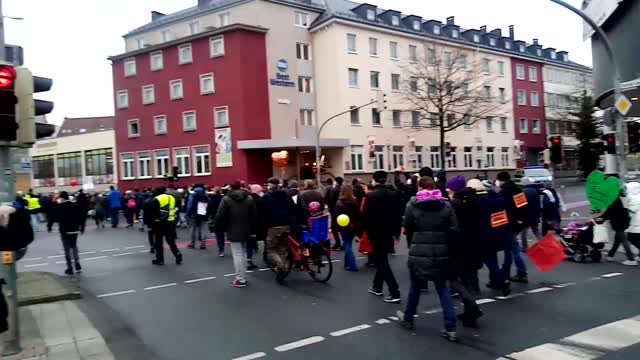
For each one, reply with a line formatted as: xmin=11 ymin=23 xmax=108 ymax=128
xmin=350 ymin=146 xmax=364 ymax=171
xmin=537 ymin=48 xmax=542 ymax=56
xmin=121 ymin=153 xmax=135 ymax=179
xmin=142 ymin=85 xmax=155 ymax=104
xmin=550 ymin=50 xmax=556 ymax=60
xmin=193 ymin=145 xmax=211 ymax=176
xmin=350 ymin=108 xmax=360 ymax=125
xmin=150 ymin=51 xmax=163 ymax=71
xmin=463 ymin=147 xmax=473 ymax=168
xmin=486 ymin=147 xmax=495 ymax=168
xmin=348 ymin=68 xmax=359 ymax=87
xmin=473 ymin=34 xmax=480 ymax=43
xmin=519 ymin=44 xmax=526 ymax=52
xmin=210 ymin=36 xmax=225 ymax=57
xmin=135 ymin=38 xmax=145 ymax=50
xmin=391 ymin=73 xmax=400 ymax=91
xmin=179 ymin=44 xmax=192 ymax=64
xmin=300 ymin=109 xmax=313 ymax=126
xmin=530 ymin=91 xmax=539 ymax=107
xmin=519 ymin=118 xmax=528 ymax=133
xmin=490 ymin=38 xmax=497 ymax=46
xmin=426 ymin=48 xmax=435 ymax=64
xmin=444 ymin=51 xmax=453 ymax=66
xmin=486 ymin=117 xmax=493 ymax=132
xmin=461 ymin=83 xmax=469 ymax=97
xmin=296 ymin=42 xmax=311 ymax=60
xmin=409 ymin=20 xmax=419 ymax=31
xmin=124 ymin=58 xmax=136 ymax=77
xmin=161 ymin=29 xmax=172 ymax=42
xmin=368 ymin=37 xmax=378 ymax=56
xmin=372 ymin=108 xmax=381 ymax=126
xmin=392 ymin=146 xmax=404 ymax=168
xmin=170 ymin=79 xmax=184 ymax=100
xmin=392 ymin=110 xmax=401 ymax=127
xmin=154 ymin=115 xmax=167 ymax=134
xmin=127 ymin=119 xmax=140 ymax=137
xmin=374 ymin=145 xmax=385 ymax=170
xmin=430 ymin=146 xmax=441 ymax=169
xmin=370 ymin=71 xmax=380 ymax=89
xmin=501 ymin=147 xmax=510 ymax=167
xmin=391 ymin=15 xmax=400 ymax=26
xmin=497 ymin=61 xmax=505 ymax=76
xmin=409 ymin=45 xmax=418 ymax=61
xmin=182 ymin=111 xmax=197 ymax=131
xmin=532 ymin=119 xmax=541 ymax=134
xmin=459 ymin=54 xmax=468 ymax=69
xmin=56 ymin=152 xmax=82 ymax=182
xmin=429 ymin=113 xmax=438 ymax=127
xmin=154 ymin=150 xmax=169 ymax=178
xmin=447 ymin=147 xmax=458 ymax=169
xmin=219 ymin=12 xmax=231 ymax=26
xmin=411 ymin=77 xmax=419 ymax=93
xmin=504 ymin=41 xmax=511 ymax=50
xmin=298 ymin=76 xmax=312 ymax=93
xmin=214 ymin=106 xmax=229 ymax=127
xmin=137 ymin=151 xmax=151 ymax=179
xmin=116 ymin=90 xmax=128 ymax=109
xmin=174 ymin=148 xmax=190 ymax=176
xmin=433 ymin=25 xmax=441 ymax=35
xmin=500 ymin=117 xmax=508 ymax=132
xmin=294 ymin=11 xmax=310 ymax=27
xmin=463 ymin=114 xmax=471 ymax=130
xmin=516 ymin=64 xmax=525 ymax=80
xmin=84 ymin=149 xmax=113 ymax=177
xmin=452 ymin=29 xmax=459 ymax=38
xmin=499 ymin=87 xmax=506 ymax=103
xmin=483 ymin=86 xmax=491 ymax=98
xmin=412 ymin=111 xmax=420 ymax=127
xmin=366 ymin=8 xmax=376 ymax=21
xmin=529 ymin=66 xmax=538 ymax=82
xmin=389 ymin=41 xmax=398 ymax=59
xmin=347 ymin=33 xmax=357 ymax=53
xmin=200 ymin=73 xmax=215 ymax=94
xmin=446 ymin=113 xmax=455 ymax=127
xmin=482 ymin=58 xmax=490 ymax=73
xmin=517 ymin=89 xmax=526 ymax=105
xmin=188 ymin=21 xmax=200 ymax=35
xmin=410 ymin=146 xmax=423 ymax=169
xmin=549 ymin=121 xmax=558 ymax=134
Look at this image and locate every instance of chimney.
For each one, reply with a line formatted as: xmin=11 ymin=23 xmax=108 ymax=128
xmin=151 ymin=11 xmax=166 ymax=21
xmin=533 ymin=38 xmax=539 ymax=45
xmin=446 ymin=16 xmax=455 ymax=25
xmin=480 ymin=25 xmax=487 ymax=33
xmin=490 ymin=28 xmax=502 ymax=37
xmin=508 ymin=25 xmax=514 ymax=39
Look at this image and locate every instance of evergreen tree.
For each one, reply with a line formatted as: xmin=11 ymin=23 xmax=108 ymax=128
xmin=572 ymin=91 xmax=599 ymax=176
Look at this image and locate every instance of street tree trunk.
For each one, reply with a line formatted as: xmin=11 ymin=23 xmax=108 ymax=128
xmin=439 ymin=113 xmax=446 ymax=174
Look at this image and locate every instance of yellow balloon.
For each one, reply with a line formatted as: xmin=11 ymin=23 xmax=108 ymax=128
xmin=337 ymin=214 xmax=350 ymax=227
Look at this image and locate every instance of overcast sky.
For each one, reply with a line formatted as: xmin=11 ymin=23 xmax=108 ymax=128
xmin=3 ymin=0 xmax=591 ymax=125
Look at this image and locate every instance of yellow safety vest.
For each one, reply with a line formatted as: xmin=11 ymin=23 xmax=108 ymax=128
xmin=155 ymin=194 xmax=176 ymax=222
xmin=26 ymin=196 xmax=41 ymax=211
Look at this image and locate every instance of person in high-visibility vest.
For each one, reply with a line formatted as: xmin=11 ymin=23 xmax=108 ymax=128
xmin=148 ymin=186 xmax=183 ymax=266
xmin=25 ymin=191 xmax=42 ymax=232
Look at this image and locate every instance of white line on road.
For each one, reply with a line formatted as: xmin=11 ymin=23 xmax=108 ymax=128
xmin=79 ymin=251 xmax=97 ymax=255
xmin=84 ymin=256 xmax=108 ymax=261
xmin=112 ymin=252 xmax=136 ymax=257
xmin=138 ymin=250 xmax=149 ymax=253
xmin=496 ymin=293 xmax=524 ymax=300
xmin=232 ymin=352 xmax=267 ymax=360
xmin=387 ymin=316 xmax=399 ymax=321
xmin=144 ymin=283 xmax=177 ymax=291
xmin=258 ymin=268 xmax=271 ymax=272
xmin=24 ymin=263 xmax=49 ymax=268
xmin=553 ymin=283 xmax=576 ymax=288
xmin=375 ymin=319 xmax=391 ymax=324
xmin=101 ymin=248 xmax=120 ymax=252
xmin=330 ymin=324 xmax=371 ymax=337
xmin=22 ymin=257 xmax=42 ymax=261
xmin=223 ymin=273 xmax=236 ymax=277
xmin=47 ymin=255 xmax=64 ymax=259
xmin=601 ymin=272 xmax=624 ymax=278
xmin=423 ymin=309 xmax=442 ymax=315
xmin=526 ymin=287 xmax=554 ymax=294
xmin=184 ymin=276 xmax=216 ymax=284
xmin=125 ymin=245 xmax=145 ymax=250
xmin=476 ymin=298 xmax=496 ymax=304
xmin=97 ymin=290 xmax=136 ymax=298
xmin=274 ymin=336 xmax=325 ymax=352
xmin=55 ymin=261 xmax=66 ymax=264
xmin=356 ymin=256 xmax=367 ymax=260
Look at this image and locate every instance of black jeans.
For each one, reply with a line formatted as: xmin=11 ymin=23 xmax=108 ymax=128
xmin=607 ymin=230 xmax=635 ymax=261
xmin=154 ymin=222 xmax=181 ymax=262
xmin=60 ymin=233 xmax=79 ymax=269
xmin=372 ymin=247 xmax=400 ymax=297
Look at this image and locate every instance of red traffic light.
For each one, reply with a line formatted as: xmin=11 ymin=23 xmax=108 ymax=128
xmin=551 ymin=137 xmax=561 ymax=145
xmin=0 ymin=65 xmax=16 ymax=89
xmin=605 ymin=135 xmax=615 ymax=144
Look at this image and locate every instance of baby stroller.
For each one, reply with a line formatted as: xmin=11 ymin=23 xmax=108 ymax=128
xmin=561 ymin=217 xmax=604 ymax=263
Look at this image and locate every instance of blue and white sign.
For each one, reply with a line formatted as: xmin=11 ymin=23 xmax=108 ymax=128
xmin=270 ymin=58 xmax=295 ymax=87
xmin=277 ymin=59 xmax=288 ymax=72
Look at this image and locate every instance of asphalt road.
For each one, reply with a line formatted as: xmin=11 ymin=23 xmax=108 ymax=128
xmin=17 ymin=183 xmax=640 ymax=360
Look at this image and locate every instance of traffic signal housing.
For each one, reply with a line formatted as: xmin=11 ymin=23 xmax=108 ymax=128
xmin=0 ymin=63 xmax=17 ymax=142
xmin=629 ymin=121 xmax=640 ymax=153
xmin=549 ymin=136 xmax=562 ymax=164
xmin=375 ymin=92 xmax=387 ymax=112
xmin=16 ymin=68 xmax=54 ymax=147
xmin=602 ymin=133 xmax=616 ymax=154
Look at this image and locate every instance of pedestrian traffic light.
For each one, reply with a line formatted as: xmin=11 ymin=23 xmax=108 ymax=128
xmin=376 ymin=92 xmax=387 ymax=112
xmin=601 ymin=133 xmax=616 ymax=154
xmin=0 ymin=63 xmax=18 ymax=142
xmin=628 ymin=121 xmax=640 ymax=153
xmin=15 ymin=68 xmax=54 ymax=148
xmin=549 ymin=136 xmax=562 ymax=164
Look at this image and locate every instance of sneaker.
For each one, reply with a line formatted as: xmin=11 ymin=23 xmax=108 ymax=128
xmin=622 ymin=260 xmax=638 ymax=266
xmin=606 ymin=256 xmax=615 ymax=262
xmin=509 ymin=274 xmax=529 ymax=284
xmin=383 ymin=295 xmax=402 ymax=304
xmin=64 ymin=268 xmax=73 ymax=275
xmin=152 ymin=259 xmax=165 ymax=265
xmin=74 ymin=263 xmax=82 ymax=273
xmin=175 ymin=253 xmax=183 ymax=265
xmin=231 ymin=279 xmax=247 ymax=288
xmin=441 ymin=330 xmax=458 ymax=342
xmin=396 ymin=310 xmax=415 ymax=330
xmin=368 ymin=288 xmax=383 ymax=296
xmin=218 ymin=252 xmax=225 ymax=258
xmin=187 ymin=243 xmax=195 ymax=249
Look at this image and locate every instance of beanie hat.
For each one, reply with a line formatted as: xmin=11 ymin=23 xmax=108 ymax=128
xmin=446 ymin=175 xmax=466 ymax=193
xmin=373 ymin=170 xmax=387 ymax=184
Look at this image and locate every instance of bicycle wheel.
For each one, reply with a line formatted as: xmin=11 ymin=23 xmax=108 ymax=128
xmin=307 ymin=251 xmax=333 ymax=283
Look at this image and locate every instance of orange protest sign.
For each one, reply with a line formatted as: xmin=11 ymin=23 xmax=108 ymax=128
xmin=513 ymin=192 xmax=528 ymax=208
xmin=490 ymin=210 xmax=509 ymax=228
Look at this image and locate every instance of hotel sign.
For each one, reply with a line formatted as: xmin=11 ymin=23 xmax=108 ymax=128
xmin=270 ymin=59 xmax=295 ymax=87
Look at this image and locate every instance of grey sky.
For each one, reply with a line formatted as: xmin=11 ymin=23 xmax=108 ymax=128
xmin=3 ymin=0 xmax=591 ymax=125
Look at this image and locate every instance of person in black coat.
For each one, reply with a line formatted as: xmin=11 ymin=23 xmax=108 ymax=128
xmin=207 ymin=187 xmax=226 ymax=257
xmin=600 ymin=192 xmax=636 ymax=263
xmin=496 ymin=172 xmax=528 ymax=283
xmin=142 ymin=191 xmax=157 ymax=253
xmin=57 ymin=192 xmax=82 ymax=275
xmin=335 ymin=184 xmax=362 ymax=272
xmin=520 ymin=185 xmax=541 ymax=250
xmin=75 ymin=189 xmax=89 ymax=234
xmin=327 ymin=177 xmax=344 ymax=250
xmin=299 ymin=180 xmax=325 ymax=223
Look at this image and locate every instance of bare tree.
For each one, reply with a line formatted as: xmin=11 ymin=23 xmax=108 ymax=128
xmin=400 ymin=45 xmax=507 ymax=172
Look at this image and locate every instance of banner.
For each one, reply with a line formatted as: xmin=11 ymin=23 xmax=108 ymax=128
xmin=215 ymin=128 xmax=232 ymax=167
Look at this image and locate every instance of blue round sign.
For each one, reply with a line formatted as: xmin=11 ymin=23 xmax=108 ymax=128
xmin=277 ymin=59 xmax=288 ymax=72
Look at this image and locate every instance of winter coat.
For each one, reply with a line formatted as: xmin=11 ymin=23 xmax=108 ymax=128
xmin=394 ymin=173 xmax=417 ymax=209
xmin=542 ymin=188 xmax=564 ymax=223
xmin=250 ymin=193 xmax=267 ymax=240
xmin=0 ymin=204 xmax=34 ymax=251
xmin=214 ymin=189 xmax=256 ymax=243
xmin=107 ymin=189 xmax=121 ymax=209
xmin=498 ymin=180 xmax=528 ymax=233
xmin=260 ymin=187 xmax=297 ymax=228
xmin=362 ymin=184 xmax=403 ymax=252
xmin=353 ymin=184 xmax=366 ymax=207
xmin=94 ymin=197 xmax=108 ymax=219
xmin=450 ymin=189 xmax=483 ymax=276
xmin=58 ymin=200 xmax=81 ymax=234
xmin=76 ymin=192 xmax=89 ymax=211
xmin=142 ymin=197 xmax=156 ymax=227
xmin=403 ymin=193 xmax=458 ymax=282
xmin=335 ymin=198 xmax=362 ymax=235
xmin=522 ymin=186 xmax=541 ymax=226
xmin=187 ymin=188 xmax=210 ymax=221
xmin=602 ymin=196 xmax=630 ymax=232
xmin=475 ymin=190 xmax=512 ymax=253
xmin=299 ymin=190 xmax=325 ymax=217
xmin=625 ymin=182 xmax=640 ymax=233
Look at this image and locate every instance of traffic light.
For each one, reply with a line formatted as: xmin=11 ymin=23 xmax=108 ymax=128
xmin=15 ymin=68 xmax=54 ymax=147
xmin=601 ymin=133 xmax=616 ymax=154
xmin=376 ymin=92 xmax=387 ymax=112
xmin=629 ymin=121 xmax=640 ymax=153
xmin=549 ymin=135 xmax=562 ymax=164
xmin=167 ymin=165 xmax=179 ymax=182
xmin=0 ymin=63 xmax=17 ymax=142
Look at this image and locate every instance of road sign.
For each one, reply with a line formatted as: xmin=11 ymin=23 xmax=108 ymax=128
xmin=615 ymin=95 xmax=632 ymax=116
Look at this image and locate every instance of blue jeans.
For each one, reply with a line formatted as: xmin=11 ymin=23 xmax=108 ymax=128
xmin=502 ymin=234 xmax=527 ymax=277
xmin=404 ymin=273 xmax=456 ymax=332
xmin=215 ymin=232 xmax=225 ymax=254
xmin=110 ymin=208 xmax=120 ymax=227
xmin=484 ymin=252 xmax=507 ymax=286
xmin=341 ymin=231 xmax=357 ymax=270
xmin=30 ymin=213 xmax=40 ymax=232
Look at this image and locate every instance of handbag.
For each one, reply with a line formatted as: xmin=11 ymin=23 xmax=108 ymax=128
xmin=592 ymin=220 xmax=610 ymax=244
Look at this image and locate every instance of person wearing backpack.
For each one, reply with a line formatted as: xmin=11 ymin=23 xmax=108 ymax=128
xmin=541 ymin=183 xmax=565 ymax=236
xmin=187 ymin=184 xmax=210 ymax=250
xmin=147 ymin=186 xmax=183 ymax=266
xmin=123 ymin=191 xmax=137 ymax=228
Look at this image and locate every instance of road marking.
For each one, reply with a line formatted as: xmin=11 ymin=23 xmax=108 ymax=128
xmin=112 ymin=252 xmax=136 ymax=257
xmin=22 ymin=257 xmax=42 ymax=261
xmin=125 ymin=245 xmax=145 ymax=250
xmin=424 ymin=309 xmax=442 ymax=315
xmin=497 ymin=315 xmax=640 ymax=360
xmin=601 ymin=272 xmax=623 ymax=278
xmin=388 ymin=316 xmax=399 ymax=321
xmin=47 ymin=255 xmax=64 ymax=259
xmin=258 ymin=268 xmax=271 ymax=272
xmin=85 ymin=256 xmax=108 ymax=261
xmin=330 ymin=324 xmax=371 ymax=337
xmin=476 ymin=298 xmax=496 ymax=304
xmin=139 ymin=250 xmax=149 ymax=253
xmin=496 ymin=293 xmax=524 ymax=300
xmin=553 ymin=283 xmax=576 ymax=288
xmin=79 ymin=251 xmax=97 ymax=255
xmin=526 ymin=287 xmax=554 ymax=294
xmin=97 ymin=290 xmax=136 ymax=298
xmin=144 ymin=283 xmax=177 ymax=291
xmin=55 ymin=261 xmax=66 ymax=264
xmin=375 ymin=319 xmax=391 ymax=324
xmin=24 ymin=263 xmax=49 ymax=268
xmin=331 ymin=260 xmax=341 ymax=263
xmin=232 ymin=352 xmax=267 ymax=360
xmin=184 ymin=276 xmax=216 ymax=284
xmin=356 ymin=256 xmax=367 ymax=260
xmin=274 ymin=336 xmax=325 ymax=352
xmin=101 ymin=248 xmax=120 ymax=252
xmin=224 ymin=273 xmax=236 ymax=277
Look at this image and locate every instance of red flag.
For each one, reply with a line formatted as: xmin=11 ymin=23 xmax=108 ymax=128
xmin=359 ymin=232 xmax=372 ymax=254
xmin=527 ymin=233 xmax=566 ymax=272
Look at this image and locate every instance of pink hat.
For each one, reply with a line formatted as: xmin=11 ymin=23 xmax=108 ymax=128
xmin=249 ymin=184 xmax=263 ymax=194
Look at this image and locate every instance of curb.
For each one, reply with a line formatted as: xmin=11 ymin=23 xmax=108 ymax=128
xmin=18 ymin=291 xmax=82 ymax=307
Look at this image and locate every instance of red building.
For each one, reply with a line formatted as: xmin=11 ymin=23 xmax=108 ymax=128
xmin=511 ymin=57 xmax=546 ymax=167
xmin=110 ymin=24 xmax=273 ymax=190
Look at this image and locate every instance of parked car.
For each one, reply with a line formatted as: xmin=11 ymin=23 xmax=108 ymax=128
xmin=514 ymin=166 xmax=553 ymax=188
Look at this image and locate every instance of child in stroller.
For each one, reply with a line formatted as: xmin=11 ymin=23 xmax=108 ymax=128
xmin=561 ymin=213 xmax=605 ymax=263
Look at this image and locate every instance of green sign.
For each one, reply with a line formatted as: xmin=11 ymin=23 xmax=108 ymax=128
xmin=585 ymin=170 xmax=620 ymax=211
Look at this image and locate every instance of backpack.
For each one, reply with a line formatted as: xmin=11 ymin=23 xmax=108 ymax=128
xmin=0 ymin=205 xmax=34 ymax=251
xmin=127 ymin=198 xmax=137 ymax=209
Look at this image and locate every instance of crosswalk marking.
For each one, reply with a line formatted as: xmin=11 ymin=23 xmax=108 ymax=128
xmin=232 ymin=352 xmax=266 ymax=360
xmin=601 ymin=272 xmax=623 ymax=278
xmin=526 ymin=287 xmax=553 ymax=294
xmin=274 ymin=336 xmax=325 ymax=352
xmin=329 ymin=324 xmax=371 ymax=337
